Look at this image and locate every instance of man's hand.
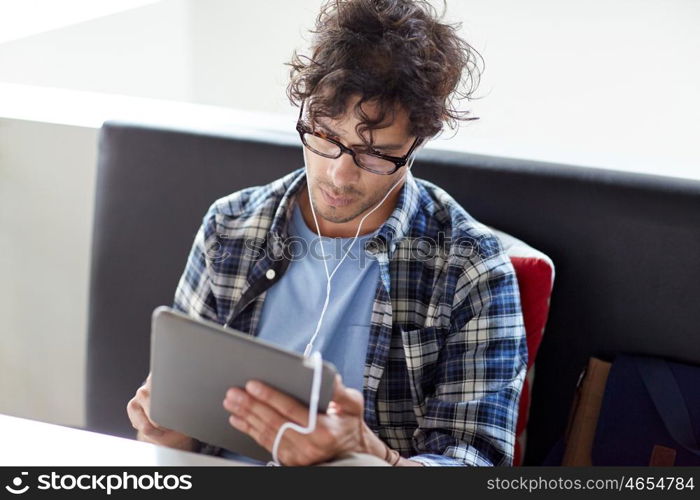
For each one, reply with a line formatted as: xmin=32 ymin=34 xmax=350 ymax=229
xmin=222 ymin=375 xmax=386 ymax=466
xmin=127 ymin=373 xmax=195 ymax=451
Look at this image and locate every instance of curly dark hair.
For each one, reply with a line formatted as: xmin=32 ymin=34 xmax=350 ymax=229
xmin=286 ymin=0 xmax=484 ymax=147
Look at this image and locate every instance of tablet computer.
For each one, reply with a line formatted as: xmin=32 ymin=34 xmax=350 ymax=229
xmin=149 ymin=306 xmax=338 ymax=462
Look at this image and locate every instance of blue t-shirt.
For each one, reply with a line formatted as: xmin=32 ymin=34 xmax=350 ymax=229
xmin=220 ymin=199 xmax=380 ymax=462
xmin=255 ymin=200 xmax=379 ymax=390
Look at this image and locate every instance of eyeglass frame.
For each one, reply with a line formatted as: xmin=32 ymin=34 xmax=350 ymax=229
xmin=295 ymin=101 xmax=423 ymax=175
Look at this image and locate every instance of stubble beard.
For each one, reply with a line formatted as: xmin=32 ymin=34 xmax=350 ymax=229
xmin=310 ymin=184 xmax=385 ymax=225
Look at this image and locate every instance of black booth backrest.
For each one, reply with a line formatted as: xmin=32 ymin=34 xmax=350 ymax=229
xmin=87 ymin=120 xmax=700 ymax=465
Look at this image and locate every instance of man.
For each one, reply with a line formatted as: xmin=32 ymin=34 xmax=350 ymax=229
xmin=128 ymin=0 xmax=527 ymax=466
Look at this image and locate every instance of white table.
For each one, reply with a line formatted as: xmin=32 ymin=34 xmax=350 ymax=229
xmin=0 ymin=414 xmax=248 ymax=466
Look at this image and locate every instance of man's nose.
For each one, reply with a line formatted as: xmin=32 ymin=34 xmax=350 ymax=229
xmin=327 ymin=151 xmax=361 ymax=189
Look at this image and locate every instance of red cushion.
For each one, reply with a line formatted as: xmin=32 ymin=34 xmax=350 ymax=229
xmin=490 ymin=228 xmax=555 ymax=466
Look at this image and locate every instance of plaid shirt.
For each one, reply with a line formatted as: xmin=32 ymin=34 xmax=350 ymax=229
xmin=173 ymin=167 xmax=527 ymax=466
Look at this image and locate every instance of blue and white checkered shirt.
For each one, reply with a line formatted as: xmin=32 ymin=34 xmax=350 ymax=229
xmin=173 ymin=166 xmax=527 ymax=466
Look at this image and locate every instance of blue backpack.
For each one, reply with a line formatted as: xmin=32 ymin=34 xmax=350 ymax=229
xmin=592 ymin=354 xmax=700 ymax=466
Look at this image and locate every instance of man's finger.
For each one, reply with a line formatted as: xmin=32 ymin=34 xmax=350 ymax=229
xmin=132 ymin=391 xmax=171 ymax=433
xmin=228 ymin=395 xmax=290 ymax=429
xmin=244 ymin=381 xmax=310 ymax=425
xmin=128 ymin=401 xmax=164 ymax=437
xmin=225 ymin=397 xmax=304 ymax=456
xmin=330 ymin=382 xmax=364 ymax=414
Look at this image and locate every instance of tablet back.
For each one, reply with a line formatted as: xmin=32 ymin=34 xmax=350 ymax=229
xmin=149 ymin=306 xmax=337 ymax=462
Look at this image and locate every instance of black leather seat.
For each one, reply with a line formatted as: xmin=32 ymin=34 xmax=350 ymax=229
xmin=87 ymin=120 xmax=700 ymax=465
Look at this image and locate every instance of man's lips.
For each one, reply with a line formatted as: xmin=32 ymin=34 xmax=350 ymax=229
xmin=320 ymin=187 xmax=354 ymax=207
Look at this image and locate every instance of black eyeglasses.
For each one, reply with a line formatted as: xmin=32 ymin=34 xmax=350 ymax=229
xmin=296 ymin=101 xmax=423 ymax=175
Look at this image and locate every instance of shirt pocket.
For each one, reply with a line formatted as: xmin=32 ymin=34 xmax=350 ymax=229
xmin=395 ymin=325 xmax=448 ymax=416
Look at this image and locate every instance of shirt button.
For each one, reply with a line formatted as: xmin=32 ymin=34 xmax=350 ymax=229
xmin=265 ymin=269 xmax=276 ymax=280
xmin=365 ymin=242 xmax=378 ymax=255
xmin=417 ymin=240 xmax=430 ymax=256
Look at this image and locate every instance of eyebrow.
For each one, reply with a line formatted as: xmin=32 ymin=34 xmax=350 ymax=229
xmin=316 ymin=122 xmax=406 ymax=151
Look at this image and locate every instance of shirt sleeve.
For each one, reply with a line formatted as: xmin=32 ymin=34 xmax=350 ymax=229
xmin=172 ymin=210 xmax=219 ymax=323
xmin=172 ymin=208 xmax=223 ymax=457
xmin=408 ymin=254 xmax=528 ymax=467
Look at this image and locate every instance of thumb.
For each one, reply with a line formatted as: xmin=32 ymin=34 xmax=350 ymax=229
xmin=331 ymin=374 xmax=364 ymax=414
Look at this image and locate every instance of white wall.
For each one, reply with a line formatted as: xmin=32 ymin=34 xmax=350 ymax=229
xmin=188 ymin=0 xmax=319 ymax=113
xmin=0 ymin=119 xmax=97 ymax=427
xmin=0 ymin=0 xmax=191 ymax=101
xmin=444 ymin=0 xmax=700 ymax=178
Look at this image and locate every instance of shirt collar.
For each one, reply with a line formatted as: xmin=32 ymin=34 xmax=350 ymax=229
xmin=373 ymin=169 xmax=421 ymax=258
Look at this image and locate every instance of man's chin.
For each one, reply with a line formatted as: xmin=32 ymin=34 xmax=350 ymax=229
xmin=317 ymin=207 xmax=361 ymax=224
xmin=313 ymin=198 xmax=372 ymax=224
